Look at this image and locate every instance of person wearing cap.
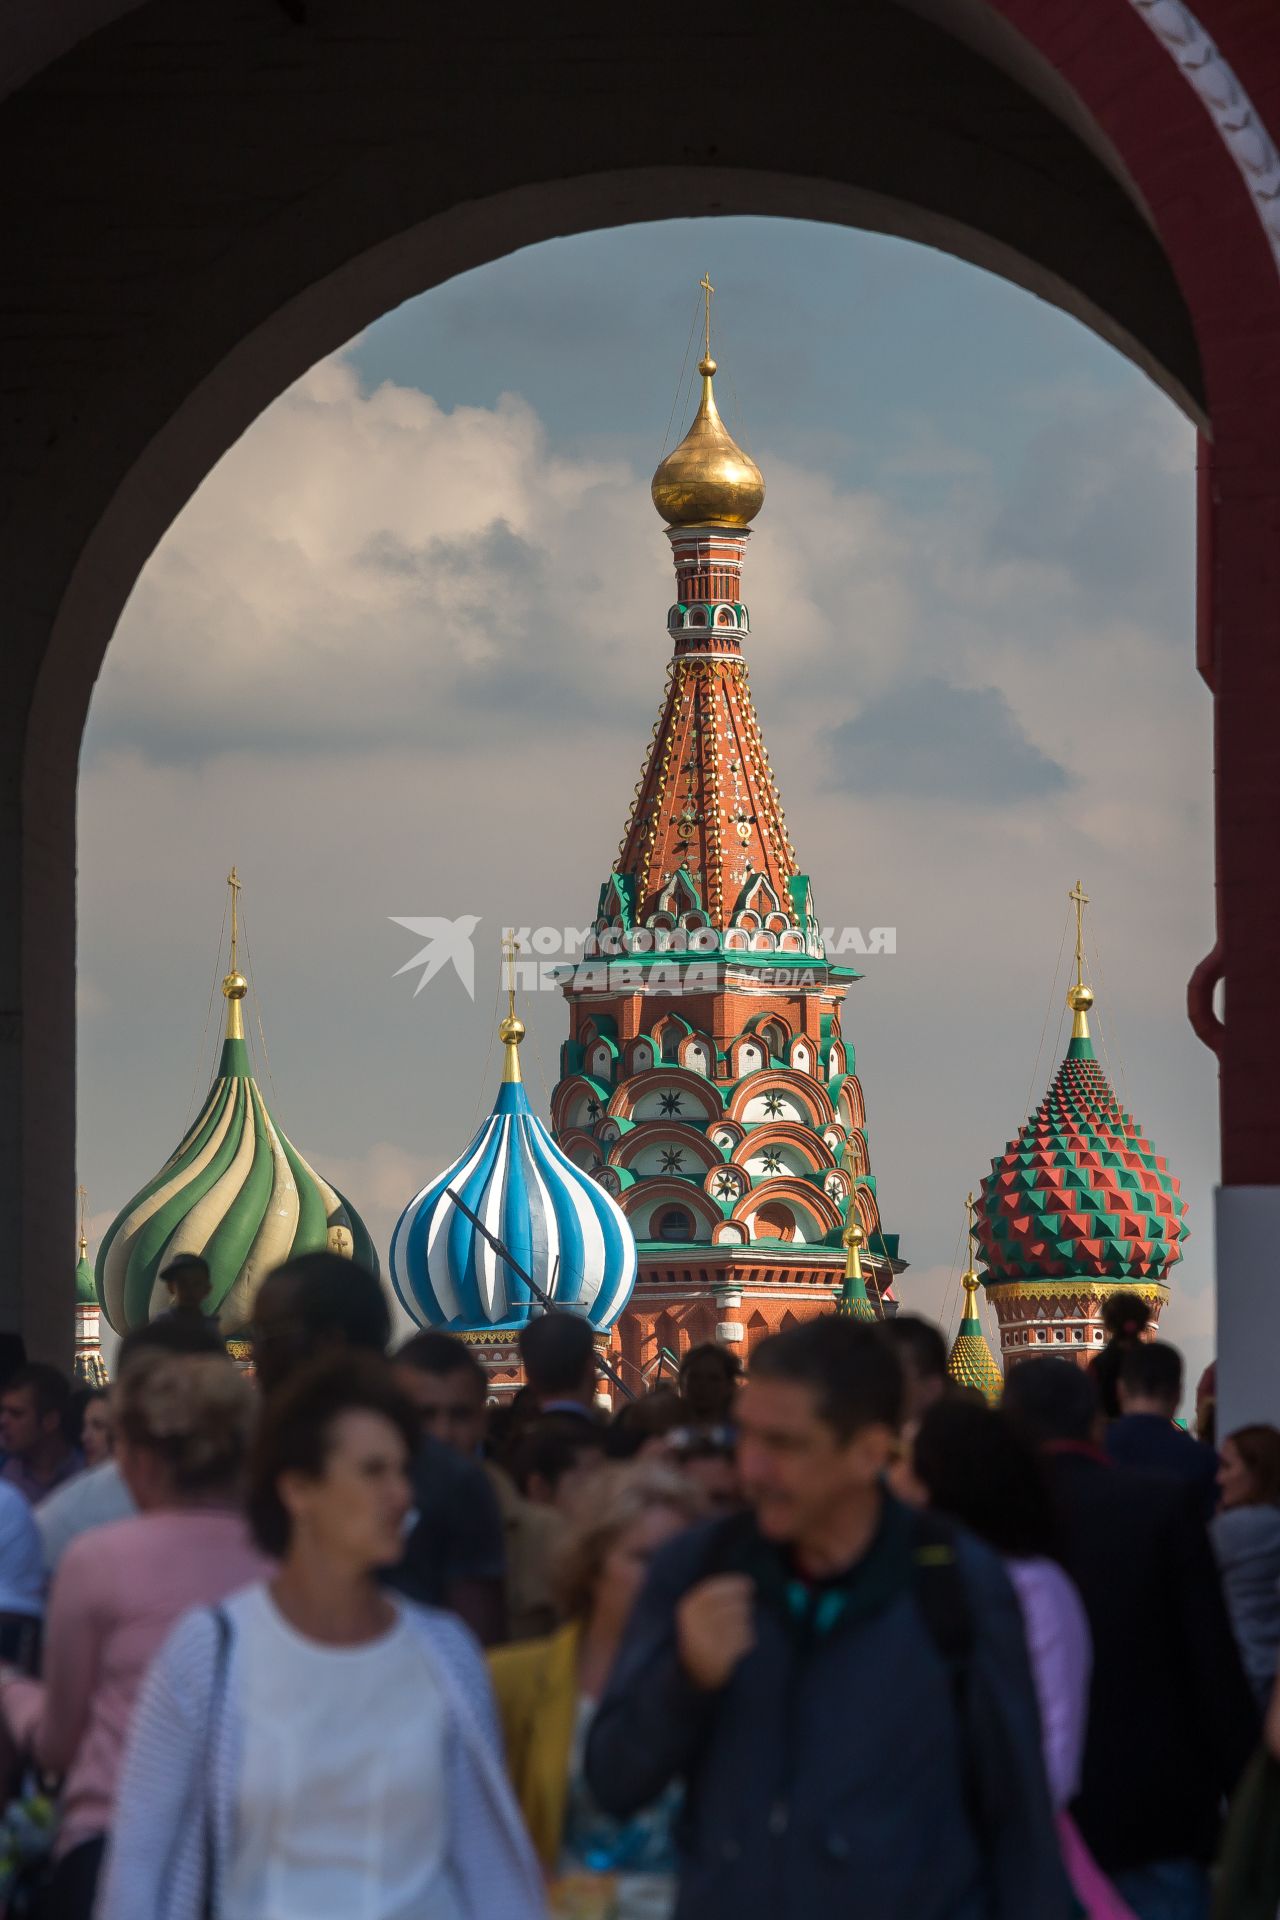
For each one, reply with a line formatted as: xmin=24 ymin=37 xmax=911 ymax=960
xmin=157 ymin=1254 xmax=218 ymax=1331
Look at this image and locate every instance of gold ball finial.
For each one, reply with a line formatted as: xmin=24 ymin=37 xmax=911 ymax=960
xmin=652 ymin=354 xmax=764 ymax=529
xmin=1067 ymin=983 xmax=1095 ymax=1015
xmin=499 ymin=1014 xmax=526 ymax=1046
xmin=222 ymin=970 xmax=248 ymax=1001
xmin=842 ymin=1220 xmax=867 ymax=1252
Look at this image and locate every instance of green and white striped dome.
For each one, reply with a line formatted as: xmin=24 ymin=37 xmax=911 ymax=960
xmin=97 ymin=959 xmax=375 ymax=1339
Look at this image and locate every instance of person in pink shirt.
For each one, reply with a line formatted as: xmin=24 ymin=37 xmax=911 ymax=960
xmin=0 ymin=1345 xmax=265 ymax=1920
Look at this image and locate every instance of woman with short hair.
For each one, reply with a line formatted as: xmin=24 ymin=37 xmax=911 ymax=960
xmin=490 ymin=1459 xmax=707 ymax=1919
xmin=99 ymin=1351 xmax=543 ymax=1920
xmin=1212 ymin=1424 xmax=1280 ymax=1710
xmin=68 ymin=1385 xmax=113 ymax=1468
xmin=0 ymin=1349 xmax=263 ymax=1920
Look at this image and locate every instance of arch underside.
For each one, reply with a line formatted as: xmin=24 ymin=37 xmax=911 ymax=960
xmin=0 ymin=0 xmax=1246 ymax=1356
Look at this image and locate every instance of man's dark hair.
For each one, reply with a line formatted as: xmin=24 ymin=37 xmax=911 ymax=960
xmin=507 ymin=1412 xmax=606 ymax=1498
xmin=913 ymin=1398 xmax=1059 ymax=1560
xmin=1002 ymin=1356 xmax=1099 ymax=1444
xmin=879 ymin=1314 xmax=948 ymax=1382
xmin=679 ymin=1343 xmax=740 ymax=1384
xmin=277 ymin=1253 xmax=391 ymax=1355
xmin=248 ymin=1351 xmax=419 ymax=1558
xmin=1101 ymin=1291 xmax=1153 ymax=1340
xmin=604 ymin=1388 xmax=685 ymax=1461
xmin=396 ymin=1330 xmax=487 ymax=1396
xmin=749 ymin=1317 xmax=903 ymax=1440
xmin=4 ymin=1362 xmax=73 ymax=1424
xmin=519 ymin=1311 xmax=596 ymax=1398
xmin=118 ymin=1314 xmax=226 ymax=1370
xmin=1119 ymin=1339 xmax=1183 ymax=1406
xmin=1091 ymin=1292 xmax=1155 ymax=1418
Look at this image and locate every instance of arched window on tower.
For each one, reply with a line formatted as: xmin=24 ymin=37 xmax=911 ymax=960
xmin=657 ymin=1206 xmax=695 ymax=1243
xmin=759 ymin=1019 xmax=788 ymax=1060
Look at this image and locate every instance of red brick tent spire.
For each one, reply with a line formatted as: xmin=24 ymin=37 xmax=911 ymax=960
xmin=973 ymin=884 xmax=1188 ymax=1371
xmin=551 ymin=285 xmax=903 ymax=1388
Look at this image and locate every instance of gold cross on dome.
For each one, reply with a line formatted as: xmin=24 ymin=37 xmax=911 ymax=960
xmin=502 ymin=930 xmax=518 ymax=1022
xmin=700 ymin=273 xmax=714 ymax=359
xmin=1069 ymin=878 xmax=1089 ymax=986
xmin=227 ymin=865 xmax=242 ymax=971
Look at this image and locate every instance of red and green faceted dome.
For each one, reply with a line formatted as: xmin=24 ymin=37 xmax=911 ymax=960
xmin=976 ymin=1034 xmax=1187 ymax=1284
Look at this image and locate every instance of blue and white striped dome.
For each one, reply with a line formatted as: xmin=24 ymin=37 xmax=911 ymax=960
xmin=391 ymin=1015 xmax=636 ymax=1333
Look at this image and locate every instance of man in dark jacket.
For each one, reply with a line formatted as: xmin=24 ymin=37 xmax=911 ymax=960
xmin=586 ymin=1318 xmax=1073 ymax=1920
xmin=1004 ymin=1356 xmax=1256 ymax=1920
xmin=1106 ymin=1340 xmax=1219 ymax=1520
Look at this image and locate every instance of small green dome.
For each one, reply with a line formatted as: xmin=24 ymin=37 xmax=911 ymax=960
xmin=97 ymin=983 xmax=376 ymax=1339
xmin=75 ymin=1243 xmax=96 ymax=1307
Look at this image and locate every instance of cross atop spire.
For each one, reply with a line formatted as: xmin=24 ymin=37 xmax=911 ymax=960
xmin=699 ymin=272 xmax=714 ymax=365
xmin=1070 ymin=879 xmax=1088 ymax=985
xmin=499 ymin=929 xmax=525 ymax=1084
xmin=228 ymin=865 xmax=242 ymax=972
xmin=221 ymin=867 xmax=248 ymax=1040
xmin=77 ymin=1182 xmax=89 ymax=1258
xmin=1066 ymin=879 xmax=1095 ymax=1042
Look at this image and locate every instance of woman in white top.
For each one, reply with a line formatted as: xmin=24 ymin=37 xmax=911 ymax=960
xmin=98 ymin=1352 xmax=544 ymax=1920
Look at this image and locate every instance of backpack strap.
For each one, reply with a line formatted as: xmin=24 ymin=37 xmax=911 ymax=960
xmin=908 ymin=1511 xmax=992 ymax=1858
xmin=908 ymin=1508 xmax=975 ymax=1709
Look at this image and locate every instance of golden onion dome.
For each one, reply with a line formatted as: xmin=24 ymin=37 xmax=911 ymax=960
xmin=651 ymin=356 xmax=765 ymax=529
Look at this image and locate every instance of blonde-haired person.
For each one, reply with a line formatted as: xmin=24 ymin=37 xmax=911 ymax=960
xmin=491 ymin=1459 xmax=707 ymax=1918
xmin=0 ymin=1348 xmax=265 ymax=1920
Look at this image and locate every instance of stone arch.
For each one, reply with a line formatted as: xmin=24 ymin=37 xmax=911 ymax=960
xmin=0 ymin=3 xmax=1276 ymax=1420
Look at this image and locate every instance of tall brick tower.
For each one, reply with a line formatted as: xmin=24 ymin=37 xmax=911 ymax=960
xmin=974 ymin=883 xmax=1188 ymax=1370
xmin=550 ymin=285 xmax=903 ymax=1389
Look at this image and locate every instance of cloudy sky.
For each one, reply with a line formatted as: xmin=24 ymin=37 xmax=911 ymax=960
xmin=77 ymin=216 xmax=1213 ymax=1378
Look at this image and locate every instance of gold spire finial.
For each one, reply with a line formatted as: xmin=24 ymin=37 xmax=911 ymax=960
xmin=77 ymin=1183 xmax=89 ymax=1259
xmin=498 ymin=931 xmax=525 ymax=1083
xmin=1066 ymin=879 xmax=1094 ymax=1039
xmin=651 ymin=278 xmax=763 ymax=528
xmin=842 ymin=1213 xmax=867 ymax=1278
xmin=221 ymin=866 xmax=248 ymax=1040
xmin=962 ymin=1190 xmax=982 ymax=1315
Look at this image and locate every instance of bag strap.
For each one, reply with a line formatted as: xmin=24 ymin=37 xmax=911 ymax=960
xmin=908 ymin=1508 xmax=975 ymax=1705
xmin=907 ymin=1511 xmax=993 ymax=1859
xmin=200 ymin=1608 xmax=232 ymax=1920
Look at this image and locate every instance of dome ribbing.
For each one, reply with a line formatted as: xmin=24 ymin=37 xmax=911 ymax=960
xmin=97 ymin=875 xmax=376 ymax=1338
xmin=392 ymin=1012 xmax=636 ymax=1334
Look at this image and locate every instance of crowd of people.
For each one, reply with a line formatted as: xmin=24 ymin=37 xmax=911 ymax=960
xmin=0 ymin=1259 xmax=1274 ymax=1920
